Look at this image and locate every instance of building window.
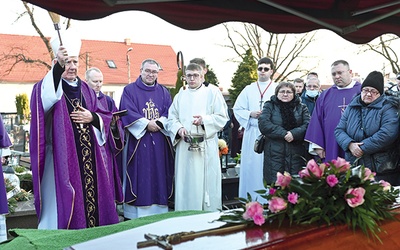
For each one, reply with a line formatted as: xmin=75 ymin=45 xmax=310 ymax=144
xmin=106 ymin=60 xmax=117 ymax=68
xmin=103 ymin=91 xmax=114 ymax=99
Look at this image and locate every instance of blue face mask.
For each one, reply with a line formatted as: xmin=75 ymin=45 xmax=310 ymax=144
xmin=306 ymin=90 xmax=319 ymax=98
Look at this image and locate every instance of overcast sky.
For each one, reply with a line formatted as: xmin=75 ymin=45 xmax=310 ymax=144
xmin=1 ymin=1 xmax=396 ymax=90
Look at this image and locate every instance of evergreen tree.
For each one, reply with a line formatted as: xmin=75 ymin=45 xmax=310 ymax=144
xmin=170 ymin=68 xmax=184 ymax=99
xmin=205 ymin=65 xmax=219 ymax=87
xmin=228 ymin=49 xmax=258 ymax=105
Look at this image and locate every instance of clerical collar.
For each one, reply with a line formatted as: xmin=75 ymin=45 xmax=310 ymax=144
xmin=140 ymin=77 xmax=155 ymax=87
xmin=63 ymin=78 xmax=78 ymax=87
xmin=337 ymin=80 xmax=357 ymax=90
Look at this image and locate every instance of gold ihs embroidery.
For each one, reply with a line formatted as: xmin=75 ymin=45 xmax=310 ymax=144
xmin=143 ymin=99 xmax=160 ymax=120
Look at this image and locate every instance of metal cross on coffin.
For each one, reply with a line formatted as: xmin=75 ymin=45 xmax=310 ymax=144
xmin=137 ymin=223 xmax=248 ymax=249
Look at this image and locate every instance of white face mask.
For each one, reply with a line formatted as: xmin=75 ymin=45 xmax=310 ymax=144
xmin=306 ymin=90 xmax=319 ymax=98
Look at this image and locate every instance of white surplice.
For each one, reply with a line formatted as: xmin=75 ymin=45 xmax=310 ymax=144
xmin=167 ymin=85 xmax=228 ymax=211
xmin=233 ymin=81 xmax=276 ymax=203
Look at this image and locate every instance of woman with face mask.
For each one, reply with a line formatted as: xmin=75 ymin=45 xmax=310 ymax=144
xmin=301 ymin=77 xmax=321 ymax=115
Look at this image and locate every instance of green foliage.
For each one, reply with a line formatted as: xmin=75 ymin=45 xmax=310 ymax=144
xmin=5 ymin=175 xmax=33 ymax=213
xmin=233 ymin=153 xmax=241 ymax=164
xmin=14 ymin=166 xmax=27 ymax=173
xmin=205 ymin=65 xmax=219 ymax=87
xmin=228 ymin=49 xmax=258 ymax=105
xmin=15 ymin=93 xmax=30 ymax=124
xmin=170 ymin=69 xmax=184 ymax=99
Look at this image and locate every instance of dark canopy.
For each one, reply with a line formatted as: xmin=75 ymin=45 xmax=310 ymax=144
xmin=23 ymin=0 xmax=400 ymax=44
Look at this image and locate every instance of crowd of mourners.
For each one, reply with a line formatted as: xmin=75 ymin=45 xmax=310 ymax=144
xmin=1 ymin=29 xmax=399 ymax=236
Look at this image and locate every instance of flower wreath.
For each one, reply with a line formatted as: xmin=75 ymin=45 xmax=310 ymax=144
xmin=217 ymin=157 xmax=400 ymax=241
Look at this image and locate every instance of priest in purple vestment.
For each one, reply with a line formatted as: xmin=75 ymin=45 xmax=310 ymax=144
xmin=29 ymin=30 xmax=121 ymax=229
xmin=0 ymin=115 xmax=12 ymax=242
xmin=85 ymin=67 xmax=124 ymax=204
xmin=304 ymin=60 xmax=361 ymax=162
xmin=119 ymin=58 xmax=174 ymax=219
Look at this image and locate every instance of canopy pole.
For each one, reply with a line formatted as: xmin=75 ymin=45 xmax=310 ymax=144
xmin=352 ymin=1 xmax=400 ymax=16
xmin=257 ymin=0 xmax=343 ymax=34
xmin=356 ymin=8 xmax=400 ymax=30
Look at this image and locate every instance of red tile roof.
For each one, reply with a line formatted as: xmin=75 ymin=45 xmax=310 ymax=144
xmin=0 ymin=33 xmax=178 ymax=87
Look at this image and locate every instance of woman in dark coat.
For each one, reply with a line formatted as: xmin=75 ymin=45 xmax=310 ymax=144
xmin=335 ymin=71 xmax=400 ymax=185
xmin=259 ymin=82 xmax=310 ymax=184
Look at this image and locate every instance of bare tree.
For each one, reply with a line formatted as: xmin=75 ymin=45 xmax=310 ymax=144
xmin=0 ymin=2 xmax=72 ymax=74
xmin=358 ymin=34 xmax=400 ymax=75
xmin=222 ymin=23 xmax=318 ymax=82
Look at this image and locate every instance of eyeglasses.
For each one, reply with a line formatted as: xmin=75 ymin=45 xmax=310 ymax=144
xmin=278 ymin=90 xmax=294 ymax=95
xmin=361 ymin=88 xmax=380 ymax=96
xmin=185 ymin=74 xmax=200 ymax=79
xmin=143 ymin=69 xmax=159 ymax=75
xmin=306 ymin=85 xmax=319 ymax=89
xmin=258 ymin=67 xmax=270 ymax=72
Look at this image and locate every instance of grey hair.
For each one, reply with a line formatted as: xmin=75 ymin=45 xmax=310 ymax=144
xmin=85 ymin=67 xmax=102 ymax=81
xmin=141 ymin=58 xmax=160 ymax=69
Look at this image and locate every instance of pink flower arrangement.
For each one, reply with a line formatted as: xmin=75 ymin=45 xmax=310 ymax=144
xmin=242 ymin=202 xmax=265 ymax=226
xmin=331 ymin=157 xmax=351 ymax=172
xmin=287 ymin=192 xmax=298 ymax=204
xmin=218 ymin=157 xmax=399 ymax=241
xmin=326 ymin=174 xmax=338 ymax=187
xmin=379 ymin=180 xmax=391 ymax=191
xmin=299 ymin=159 xmax=325 ymax=178
xmin=363 ymin=168 xmax=375 ymax=181
xmin=345 ymin=187 xmax=366 ymax=207
xmin=268 ymin=197 xmax=288 ymax=213
xmin=276 ymin=172 xmax=292 ymax=188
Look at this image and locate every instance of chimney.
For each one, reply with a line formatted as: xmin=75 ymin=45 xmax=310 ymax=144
xmin=124 ymin=38 xmax=131 ymax=46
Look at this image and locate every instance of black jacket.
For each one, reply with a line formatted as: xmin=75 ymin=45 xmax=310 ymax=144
xmin=258 ymin=95 xmax=310 ymax=184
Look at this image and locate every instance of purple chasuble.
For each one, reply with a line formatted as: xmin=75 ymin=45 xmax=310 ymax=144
xmin=119 ymin=77 xmax=174 ymax=206
xmin=30 ymin=78 xmax=120 ymax=229
xmin=304 ymin=82 xmax=361 ymax=161
xmin=97 ymin=92 xmax=124 ymax=203
xmin=0 ymin=116 xmax=12 ymax=214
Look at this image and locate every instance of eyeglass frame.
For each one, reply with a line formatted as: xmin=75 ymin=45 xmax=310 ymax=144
xmin=143 ymin=69 xmax=159 ymax=75
xmin=361 ymin=88 xmax=380 ymax=96
xmin=185 ymin=73 xmax=201 ymax=79
xmin=257 ymin=67 xmax=270 ymax=72
xmin=278 ymin=90 xmax=294 ymax=95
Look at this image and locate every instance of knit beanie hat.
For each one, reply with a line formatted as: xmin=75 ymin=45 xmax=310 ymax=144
xmin=361 ymin=71 xmax=384 ymax=95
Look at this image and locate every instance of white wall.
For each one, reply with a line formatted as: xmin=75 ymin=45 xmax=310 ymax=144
xmin=0 ymin=83 xmax=34 ymax=113
xmin=101 ymin=85 xmax=126 ymax=108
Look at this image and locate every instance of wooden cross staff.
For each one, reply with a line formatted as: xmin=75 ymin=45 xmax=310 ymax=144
xmin=137 ymin=223 xmax=249 ymax=249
